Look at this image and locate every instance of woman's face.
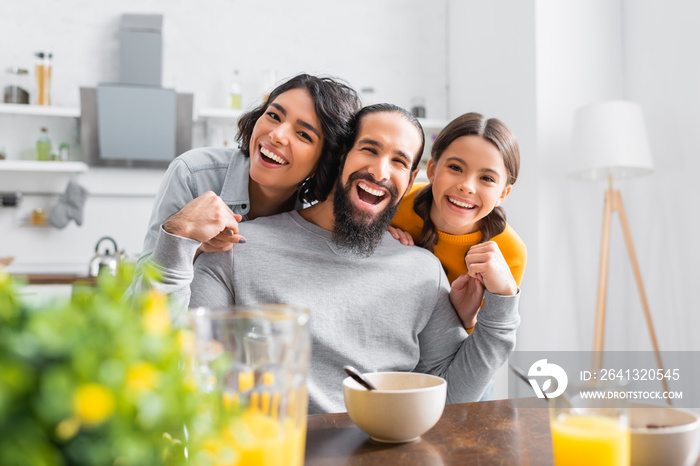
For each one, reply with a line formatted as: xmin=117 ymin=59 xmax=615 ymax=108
xmin=248 ymin=88 xmax=324 ymax=196
xmin=427 ymin=135 xmax=511 ymax=235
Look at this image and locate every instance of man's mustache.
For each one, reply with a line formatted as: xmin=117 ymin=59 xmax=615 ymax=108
xmin=345 ymin=171 xmax=399 ymax=201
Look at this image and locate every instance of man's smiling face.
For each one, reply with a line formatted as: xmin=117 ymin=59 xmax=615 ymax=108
xmin=332 ymin=111 xmax=422 ymax=255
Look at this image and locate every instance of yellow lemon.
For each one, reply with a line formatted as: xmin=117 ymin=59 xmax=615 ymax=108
xmin=126 ymin=361 xmax=159 ymax=393
xmin=55 ymin=416 xmax=81 ymax=440
xmin=177 ymin=329 xmax=195 ymax=353
xmin=73 ymin=383 xmax=115 ymax=425
xmin=142 ymin=290 xmax=171 ymax=336
xmin=197 ymin=437 xmax=240 ymax=466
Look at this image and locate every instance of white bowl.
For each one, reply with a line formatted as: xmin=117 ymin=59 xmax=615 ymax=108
xmin=630 ymin=403 xmax=700 ymax=466
xmin=342 ymin=371 xmax=447 ymax=443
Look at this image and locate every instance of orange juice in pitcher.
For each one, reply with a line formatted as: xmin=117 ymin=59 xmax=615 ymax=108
xmin=189 ymin=305 xmax=311 ymax=466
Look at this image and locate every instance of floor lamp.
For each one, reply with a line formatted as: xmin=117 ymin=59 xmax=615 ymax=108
xmin=570 ymin=101 xmax=671 ymax=400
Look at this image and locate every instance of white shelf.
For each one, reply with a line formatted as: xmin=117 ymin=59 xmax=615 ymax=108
xmin=194 ymin=108 xmax=447 ymax=129
xmin=196 ymin=107 xmax=245 ymax=120
xmin=418 ymin=118 xmax=448 ymax=129
xmin=0 ymin=103 xmax=80 ymax=118
xmin=0 ymin=160 xmax=88 ymax=174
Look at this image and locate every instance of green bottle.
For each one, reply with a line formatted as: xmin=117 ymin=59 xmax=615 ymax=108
xmin=36 ymin=126 xmax=51 ymax=161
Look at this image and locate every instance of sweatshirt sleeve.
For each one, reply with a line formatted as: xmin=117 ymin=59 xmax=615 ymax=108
xmin=127 ymin=158 xmax=197 ymax=299
xmin=189 ymin=249 xmax=236 ymax=309
xmin=416 ymin=271 xmax=520 ymax=402
xmin=139 ymin=226 xmax=201 ymax=314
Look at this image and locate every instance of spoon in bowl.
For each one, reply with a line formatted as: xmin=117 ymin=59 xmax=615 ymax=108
xmin=510 ymin=363 xmax=579 ymax=412
xmin=344 ymin=365 xmax=377 ymax=391
xmin=510 ymin=363 xmax=550 ymax=400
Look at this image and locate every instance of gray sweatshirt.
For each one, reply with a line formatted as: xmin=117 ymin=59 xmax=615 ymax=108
xmin=151 ymin=210 xmax=520 ymax=414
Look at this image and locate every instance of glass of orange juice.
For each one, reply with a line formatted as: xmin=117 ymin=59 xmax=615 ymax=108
xmin=550 ymin=381 xmax=630 ymax=466
xmin=188 ymin=305 xmax=310 ymax=466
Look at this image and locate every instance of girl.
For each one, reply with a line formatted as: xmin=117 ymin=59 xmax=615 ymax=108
xmin=390 ymin=112 xmax=526 ymax=328
xmin=130 ymin=73 xmax=361 ymax=291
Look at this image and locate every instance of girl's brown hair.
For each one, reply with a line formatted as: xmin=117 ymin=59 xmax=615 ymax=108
xmin=414 ymin=112 xmax=520 ymax=252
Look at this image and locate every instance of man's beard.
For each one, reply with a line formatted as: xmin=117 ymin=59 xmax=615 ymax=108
xmin=332 ymin=171 xmax=400 ymax=257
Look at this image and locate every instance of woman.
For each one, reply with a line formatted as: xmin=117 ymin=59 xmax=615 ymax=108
xmin=129 ymin=73 xmax=361 ymax=291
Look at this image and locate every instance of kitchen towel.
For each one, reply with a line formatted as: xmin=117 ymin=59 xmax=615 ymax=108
xmin=49 ymin=180 xmax=88 ymax=229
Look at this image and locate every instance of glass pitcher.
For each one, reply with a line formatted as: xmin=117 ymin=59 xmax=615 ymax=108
xmin=187 ymin=305 xmax=311 ymax=466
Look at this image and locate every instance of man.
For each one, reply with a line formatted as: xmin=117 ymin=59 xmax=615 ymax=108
xmin=150 ymin=104 xmax=520 ymax=414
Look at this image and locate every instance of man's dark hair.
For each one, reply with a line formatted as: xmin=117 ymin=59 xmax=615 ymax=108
xmin=344 ymin=103 xmax=425 ymax=171
xmin=236 ymin=73 xmax=361 ymax=204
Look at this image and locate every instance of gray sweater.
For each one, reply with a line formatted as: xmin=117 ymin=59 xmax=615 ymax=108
xmin=151 ymin=211 xmax=520 ymax=414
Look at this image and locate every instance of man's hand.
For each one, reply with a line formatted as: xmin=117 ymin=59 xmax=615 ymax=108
xmin=465 ymin=241 xmax=518 ymax=296
xmin=163 ymin=191 xmax=244 ymax=251
xmin=450 ymin=273 xmax=484 ymax=329
xmin=388 ymin=226 xmax=414 ymax=246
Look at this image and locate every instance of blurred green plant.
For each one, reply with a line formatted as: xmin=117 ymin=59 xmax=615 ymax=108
xmin=0 ymin=264 xmax=225 ymax=465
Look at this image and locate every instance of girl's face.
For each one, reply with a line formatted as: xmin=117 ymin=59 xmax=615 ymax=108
xmin=427 ymin=135 xmax=511 ymax=235
xmin=249 ymin=88 xmax=324 ymax=196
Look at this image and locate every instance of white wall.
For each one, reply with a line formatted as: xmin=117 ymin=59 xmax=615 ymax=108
xmin=0 ymin=0 xmax=448 ymax=272
xmin=447 ymin=0 xmax=538 ymax=399
xmin=622 ymin=0 xmax=700 ymax=352
xmin=1 ymin=0 xmax=448 ymax=114
xmin=534 ymin=0 xmax=626 ymax=352
xmin=532 ymin=0 xmax=699 ymax=356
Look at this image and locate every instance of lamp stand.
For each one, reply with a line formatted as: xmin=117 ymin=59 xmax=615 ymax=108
xmin=592 ymin=175 xmax=671 ymax=402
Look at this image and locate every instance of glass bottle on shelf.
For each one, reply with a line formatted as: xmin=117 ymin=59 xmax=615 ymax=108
xmin=36 ymin=127 xmax=52 ymax=161
xmin=35 ymin=51 xmax=53 ymax=106
xmin=58 ymin=142 xmax=70 ymax=161
xmin=229 ymin=69 xmax=242 ymax=110
xmin=411 ymin=97 xmax=426 ymax=118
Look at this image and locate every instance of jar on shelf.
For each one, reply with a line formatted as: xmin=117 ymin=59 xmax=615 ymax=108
xmin=35 ymin=51 xmax=53 ymax=106
xmin=411 ymin=97 xmax=426 ymax=118
xmin=31 ymin=208 xmax=47 ymax=226
xmin=4 ymin=67 xmax=30 ymax=104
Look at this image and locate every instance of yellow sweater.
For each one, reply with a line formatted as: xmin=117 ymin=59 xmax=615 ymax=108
xmin=392 ymin=183 xmax=527 ymax=286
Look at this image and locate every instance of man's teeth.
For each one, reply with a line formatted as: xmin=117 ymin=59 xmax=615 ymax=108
xmin=448 ymin=197 xmax=475 ymax=209
xmin=358 ymin=181 xmax=385 ymax=197
xmin=260 ymin=147 xmax=287 ymax=165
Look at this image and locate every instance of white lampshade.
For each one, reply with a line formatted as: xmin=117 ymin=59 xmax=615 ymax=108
xmin=569 ymin=100 xmax=654 ymax=181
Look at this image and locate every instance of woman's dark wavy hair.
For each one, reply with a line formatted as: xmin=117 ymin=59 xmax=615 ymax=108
xmin=414 ymin=112 xmax=520 ymax=252
xmin=343 ymin=103 xmax=425 ymax=171
xmin=236 ymin=73 xmax=361 ymax=204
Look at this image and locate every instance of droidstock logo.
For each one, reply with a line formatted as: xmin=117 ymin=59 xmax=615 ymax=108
xmin=528 ymin=359 xmax=568 ymax=399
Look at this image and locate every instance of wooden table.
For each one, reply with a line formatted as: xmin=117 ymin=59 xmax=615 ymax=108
xmin=305 ymin=398 xmax=553 ymax=465
xmin=13 ymin=274 xmax=96 ymax=285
